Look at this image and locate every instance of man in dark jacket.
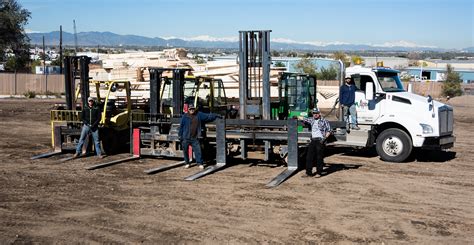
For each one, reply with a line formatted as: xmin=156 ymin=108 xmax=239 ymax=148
xmin=179 ymin=104 xmax=219 ymax=169
xmin=74 ymin=97 xmax=103 ymax=158
xmin=340 ymin=75 xmax=359 ymax=130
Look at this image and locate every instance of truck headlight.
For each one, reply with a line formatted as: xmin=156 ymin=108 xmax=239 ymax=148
xmin=420 ymin=123 xmax=433 ymax=134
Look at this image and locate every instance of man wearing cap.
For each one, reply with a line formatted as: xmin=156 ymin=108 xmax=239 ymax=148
xmin=340 ymin=75 xmax=360 ymax=130
xmin=178 ymin=104 xmax=220 ymax=169
xmin=73 ymin=97 xmax=103 ymax=158
xmin=302 ymin=108 xmax=331 ymax=177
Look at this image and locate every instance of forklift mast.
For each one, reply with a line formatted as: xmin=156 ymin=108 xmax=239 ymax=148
xmin=238 ymin=30 xmax=271 ymax=119
xmin=63 ymin=56 xmax=91 ymax=110
xmin=148 ymin=67 xmax=190 ymax=116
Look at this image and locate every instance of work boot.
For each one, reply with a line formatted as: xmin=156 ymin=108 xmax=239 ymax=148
xmin=301 ymin=173 xmax=315 ymax=178
xmin=73 ymin=153 xmax=80 ymax=158
xmin=98 ymin=154 xmax=105 ymax=159
xmin=184 ymin=164 xmax=191 ymax=169
xmin=198 ymin=164 xmax=205 ymax=170
xmin=314 ymin=171 xmax=326 ymax=178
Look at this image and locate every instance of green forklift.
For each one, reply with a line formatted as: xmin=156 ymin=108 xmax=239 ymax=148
xmin=273 ymin=72 xmax=317 ymax=129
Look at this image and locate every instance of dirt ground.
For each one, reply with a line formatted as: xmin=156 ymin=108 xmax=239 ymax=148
xmin=0 ymin=96 xmax=473 ymax=244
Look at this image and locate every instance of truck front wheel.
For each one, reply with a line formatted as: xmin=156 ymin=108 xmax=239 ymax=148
xmin=376 ymin=128 xmax=412 ymax=162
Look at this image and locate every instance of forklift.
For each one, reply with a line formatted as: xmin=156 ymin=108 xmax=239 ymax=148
xmin=86 ymin=67 xmax=231 ymax=171
xmin=31 ymin=56 xmax=137 ymax=160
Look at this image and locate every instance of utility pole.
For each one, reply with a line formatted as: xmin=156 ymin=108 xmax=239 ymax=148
xmin=60 ymin=25 xmax=63 ymax=74
xmin=73 ymin=20 xmax=78 ymax=55
xmin=43 ymin=35 xmax=48 ymax=93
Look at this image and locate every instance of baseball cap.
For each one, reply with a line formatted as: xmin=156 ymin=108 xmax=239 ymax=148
xmin=312 ymin=108 xmax=320 ymax=113
xmin=188 ymin=104 xmax=196 ymax=109
xmin=87 ymin=97 xmax=95 ymax=102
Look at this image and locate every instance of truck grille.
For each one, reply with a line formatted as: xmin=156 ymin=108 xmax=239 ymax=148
xmin=439 ymin=106 xmax=453 ymax=136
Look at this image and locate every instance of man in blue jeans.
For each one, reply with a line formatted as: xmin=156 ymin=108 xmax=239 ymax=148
xmin=340 ymin=75 xmax=359 ymax=130
xmin=179 ymin=104 xmax=219 ymax=169
xmin=73 ymin=97 xmax=103 ymax=158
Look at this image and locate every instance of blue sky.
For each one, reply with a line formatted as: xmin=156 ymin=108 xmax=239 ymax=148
xmin=19 ymin=0 xmax=473 ymax=49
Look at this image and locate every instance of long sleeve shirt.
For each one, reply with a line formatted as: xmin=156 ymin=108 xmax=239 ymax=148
xmin=339 ymin=84 xmax=356 ymax=106
xmin=179 ymin=112 xmax=218 ymax=140
xmin=302 ymin=117 xmax=331 ymax=139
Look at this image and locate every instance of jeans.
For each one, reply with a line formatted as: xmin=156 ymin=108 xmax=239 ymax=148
xmin=343 ymin=104 xmax=357 ymax=126
xmin=182 ymin=138 xmax=203 ymax=165
xmin=76 ymin=124 xmax=101 ymax=156
xmin=305 ymin=138 xmax=325 ymax=175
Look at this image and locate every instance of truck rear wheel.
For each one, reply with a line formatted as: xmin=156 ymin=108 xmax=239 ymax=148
xmin=376 ymin=128 xmax=412 ymax=162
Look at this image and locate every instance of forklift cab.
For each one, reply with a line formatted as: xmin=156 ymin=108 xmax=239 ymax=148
xmin=91 ymin=80 xmax=132 ymax=131
xmin=275 ymin=72 xmax=317 ymax=120
xmin=183 ymin=77 xmax=228 ymax=116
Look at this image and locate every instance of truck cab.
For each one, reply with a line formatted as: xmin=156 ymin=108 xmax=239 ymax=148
xmin=334 ymin=65 xmax=455 ymax=162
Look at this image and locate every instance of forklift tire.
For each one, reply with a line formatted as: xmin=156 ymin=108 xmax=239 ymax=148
xmin=376 ymin=128 xmax=412 ymax=163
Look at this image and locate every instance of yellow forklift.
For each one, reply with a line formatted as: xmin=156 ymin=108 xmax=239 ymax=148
xmin=31 ymin=56 xmax=138 ymax=159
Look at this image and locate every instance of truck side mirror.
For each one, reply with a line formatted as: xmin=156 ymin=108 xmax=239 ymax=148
xmin=365 ymin=82 xmax=374 ymax=100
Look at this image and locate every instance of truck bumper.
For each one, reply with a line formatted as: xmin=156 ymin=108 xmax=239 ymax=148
xmin=421 ymin=135 xmax=455 ymax=150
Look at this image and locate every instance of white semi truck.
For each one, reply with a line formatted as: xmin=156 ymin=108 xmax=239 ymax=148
xmin=331 ymin=64 xmax=455 ymax=162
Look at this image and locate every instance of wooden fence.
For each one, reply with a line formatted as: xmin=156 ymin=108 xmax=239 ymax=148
xmin=0 ymin=73 xmax=64 ymax=95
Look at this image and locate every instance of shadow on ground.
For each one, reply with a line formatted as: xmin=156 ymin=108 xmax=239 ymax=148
xmin=412 ymin=149 xmax=457 ymax=162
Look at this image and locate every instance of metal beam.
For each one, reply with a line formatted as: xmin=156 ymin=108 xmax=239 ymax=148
xmin=86 ymin=156 xmax=140 ymax=170
xmin=79 ymin=56 xmax=91 ymax=107
xmin=30 ymin=151 xmax=62 ymax=160
xmin=144 ymin=161 xmax=186 ymax=174
xmin=184 ymin=163 xmax=226 ymax=181
xmin=262 ymin=31 xmax=271 ymax=120
xmin=266 ymin=119 xmax=299 ymax=187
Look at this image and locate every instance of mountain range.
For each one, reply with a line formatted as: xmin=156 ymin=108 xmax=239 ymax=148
xmin=27 ymin=31 xmax=471 ymax=52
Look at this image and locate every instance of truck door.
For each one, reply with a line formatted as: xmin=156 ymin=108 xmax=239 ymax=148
xmin=354 ymin=74 xmax=381 ymax=124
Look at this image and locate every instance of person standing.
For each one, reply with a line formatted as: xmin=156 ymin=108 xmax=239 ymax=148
xmin=302 ymin=108 xmax=331 ymax=177
xmin=74 ymin=97 xmax=103 ymax=158
xmin=340 ymin=75 xmax=359 ymax=130
xmin=178 ymin=104 xmax=220 ymax=169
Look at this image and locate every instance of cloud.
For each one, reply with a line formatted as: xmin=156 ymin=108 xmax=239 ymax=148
xmin=162 ymin=35 xmax=238 ymax=42
xmin=272 ymin=38 xmax=349 ymax=46
xmin=372 ymin=40 xmax=438 ymax=49
xmin=25 ymin=29 xmax=41 ymax=33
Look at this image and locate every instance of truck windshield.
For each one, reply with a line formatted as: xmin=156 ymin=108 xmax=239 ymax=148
xmin=377 ymin=72 xmax=405 ymax=92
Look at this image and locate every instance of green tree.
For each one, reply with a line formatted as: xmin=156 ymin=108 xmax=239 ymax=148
xmin=50 ymin=58 xmax=61 ymax=66
xmin=30 ymin=59 xmax=41 ymax=73
xmin=288 ymin=51 xmax=298 ymax=58
xmin=0 ymin=0 xmax=31 ymax=71
xmin=316 ymin=64 xmax=338 ymax=80
xmin=333 ymin=51 xmax=350 ymax=67
xmin=273 ymin=61 xmax=286 ymax=68
xmin=271 ymin=50 xmax=280 ymax=57
xmin=293 ymin=58 xmax=317 ymax=77
xmin=442 ymin=64 xmax=463 ymax=97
